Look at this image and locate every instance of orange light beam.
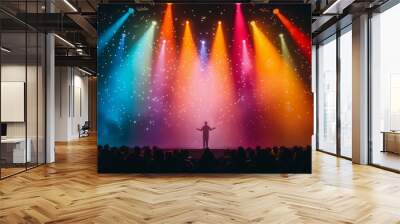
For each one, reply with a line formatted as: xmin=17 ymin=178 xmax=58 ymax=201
xmin=251 ymin=22 xmax=313 ymax=146
xmin=158 ymin=3 xmax=176 ymax=66
xmin=169 ymin=21 xmax=202 ymax=146
xmin=159 ymin=3 xmax=174 ymax=46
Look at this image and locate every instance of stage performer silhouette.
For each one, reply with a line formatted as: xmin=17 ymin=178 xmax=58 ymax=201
xmin=196 ymin=121 xmax=216 ymax=149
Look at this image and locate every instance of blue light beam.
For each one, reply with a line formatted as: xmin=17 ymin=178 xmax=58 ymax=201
xmin=98 ymin=24 xmax=156 ymax=147
xmin=98 ymin=8 xmax=134 ymax=52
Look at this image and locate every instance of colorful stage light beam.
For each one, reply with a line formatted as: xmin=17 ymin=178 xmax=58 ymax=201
xmin=241 ymin=40 xmax=252 ymax=74
xmin=159 ymin=3 xmax=175 ymax=47
xmin=232 ymin=3 xmax=257 ymax=142
xmin=169 ymin=20 xmax=204 ymax=146
xmin=154 ymin=40 xmax=167 ymax=79
xmin=154 ymin=39 xmax=167 ymax=68
xmin=98 ymin=8 xmax=134 ymax=52
xmin=151 ymin=40 xmax=167 ymax=112
xmin=104 ymin=33 xmax=126 ymax=100
xmin=97 ymin=33 xmax=126 ymax=140
xmin=210 ymin=21 xmax=233 ymax=92
xmin=233 ymin=3 xmax=252 ymax=78
xmin=208 ymin=21 xmax=242 ymax=144
xmin=115 ymin=23 xmax=155 ymax=116
xmin=250 ymin=21 xmax=282 ymax=144
xmin=98 ymin=24 xmax=155 ymax=146
xmin=251 ymin=22 xmax=312 ymax=146
xmin=176 ymin=20 xmax=198 ymax=87
xmin=199 ymin=40 xmax=208 ymax=71
xmin=159 ymin=3 xmax=176 ymax=72
xmin=109 ymin=33 xmax=126 ymax=72
xmin=251 ymin=22 xmax=282 ymax=97
xmin=151 ymin=3 xmax=176 ymax=113
xmin=131 ymin=23 xmax=156 ymax=104
xmin=274 ymin=9 xmax=311 ymax=62
xmin=279 ymin=34 xmax=293 ymax=66
xmin=278 ymin=33 xmax=313 ymax=144
xmin=124 ymin=23 xmax=156 ymax=145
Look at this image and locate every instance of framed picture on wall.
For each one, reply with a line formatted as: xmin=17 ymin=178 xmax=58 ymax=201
xmin=97 ymin=3 xmax=313 ymax=173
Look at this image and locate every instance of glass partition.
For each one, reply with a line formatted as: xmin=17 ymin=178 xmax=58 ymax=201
xmin=317 ymin=35 xmax=337 ymax=154
xmin=0 ymin=1 xmax=46 ymax=179
xmin=0 ymin=30 xmax=28 ymax=177
xmin=38 ymin=32 xmax=45 ymax=165
xmin=371 ymin=3 xmax=400 ymax=171
xmin=27 ymin=30 xmax=38 ymax=169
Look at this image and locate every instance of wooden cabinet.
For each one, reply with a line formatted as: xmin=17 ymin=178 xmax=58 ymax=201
xmin=382 ymin=132 xmax=400 ymax=154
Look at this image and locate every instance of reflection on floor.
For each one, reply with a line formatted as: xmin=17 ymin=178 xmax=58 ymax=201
xmin=0 ymin=167 xmax=25 ymax=178
xmin=0 ymin=163 xmax=41 ymax=178
xmin=373 ymin=150 xmax=400 ymax=170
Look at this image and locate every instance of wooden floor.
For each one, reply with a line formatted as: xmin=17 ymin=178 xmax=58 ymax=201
xmin=1 ymin=136 xmax=400 ymax=223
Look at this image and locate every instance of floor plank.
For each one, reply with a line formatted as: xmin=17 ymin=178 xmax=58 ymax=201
xmin=1 ymin=135 xmax=400 ymax=224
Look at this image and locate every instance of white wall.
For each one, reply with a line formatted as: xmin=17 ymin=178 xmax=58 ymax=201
xmin=1 ymin=63 xmax=46 ymax=164
xmin=72 ymin=73 xmax=89 ymax=138
xmin=55 ymin=67 xmax=89 ymax=141
xmin=312 ymin=45 xmax=317 ymax=150
xmin=55 ymin=67 xmax=69 ymax=141
xmin=1 ymin=65 xmax=41 ymax=137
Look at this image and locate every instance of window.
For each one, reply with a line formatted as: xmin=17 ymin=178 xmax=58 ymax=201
xmin=317 ymin=36 xmax=337 ymax=154
xmin=339 ymin=28 xmax=352 ymax=158
xmin=371 ymin=3 xmax=400 ymax=171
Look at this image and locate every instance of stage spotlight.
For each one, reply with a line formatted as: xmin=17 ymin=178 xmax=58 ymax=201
xmin=152 ymin=21 xmax=157 ymax=25
xmin=163 ymin=39 xmax=166 ymax=44
xmin=218 ymin=21 xmax=222 ymax=25
xmin=279 ymin=33 xmax=284 ymax=38
xmin=201 ymin=40 xmax=205 ymax=44
xmin=242 ymin=40 xmax=246 ymax=44
xmin=250 ymin=21 xmax=256 ymax=26
xmin=273 ymin=9 xmax=280 ymax=14
xmin=167 ymin=3 xmax=172 ymax=6
xmin=186 ymin=20 xmax=189 ymax=25
xmin=128 ymin=8 xmax=134 ymax=14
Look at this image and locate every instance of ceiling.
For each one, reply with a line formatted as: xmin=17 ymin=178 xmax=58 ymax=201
xmin=0 ymin=0 xmax=390 ymax=73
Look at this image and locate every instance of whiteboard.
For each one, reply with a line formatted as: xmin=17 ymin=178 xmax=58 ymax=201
xmin=1 ymin=82 xmax=25 ymax=122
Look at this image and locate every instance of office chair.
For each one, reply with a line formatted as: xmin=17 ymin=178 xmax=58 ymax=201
xmin=78 ymin=121 xmax=90 ymax=138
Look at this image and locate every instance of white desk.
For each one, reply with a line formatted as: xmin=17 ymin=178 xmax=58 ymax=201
xmin=1 ymin=138 xmax=31 ymax=163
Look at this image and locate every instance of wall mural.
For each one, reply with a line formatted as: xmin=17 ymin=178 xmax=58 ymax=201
xmin=97 ymin=3 xmax=313 ymax=173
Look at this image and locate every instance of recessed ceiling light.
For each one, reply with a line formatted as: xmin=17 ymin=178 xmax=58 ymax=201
xmin=63 ymin=0 xmax=78 ymax=12
xmin=1 ymin=47 xmax=11 ymax=53
xmin=54 ymin=34 xmax=75 ymax=48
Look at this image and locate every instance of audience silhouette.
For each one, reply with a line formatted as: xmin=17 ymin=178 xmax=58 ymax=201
xmin=98 ymin=144 xmax=311 ymax=173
